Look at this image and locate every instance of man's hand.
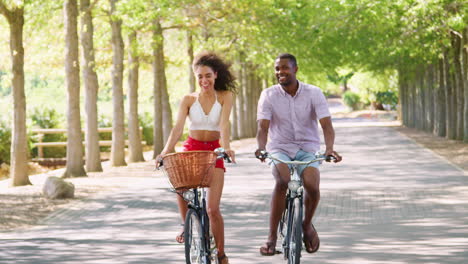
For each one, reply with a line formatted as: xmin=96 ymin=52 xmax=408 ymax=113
xmin=325 ymin=149 xmax=342 ymax=163
xmin=255 ymin=149 xmax=267 ymax=162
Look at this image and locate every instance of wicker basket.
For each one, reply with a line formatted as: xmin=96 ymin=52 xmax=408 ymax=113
xmin=162 ymin=151 xmax=217 ymax=190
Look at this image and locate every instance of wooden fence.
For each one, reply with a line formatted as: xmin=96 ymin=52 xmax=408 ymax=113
xmin=31 ymin=127 xmax=145 ymax=160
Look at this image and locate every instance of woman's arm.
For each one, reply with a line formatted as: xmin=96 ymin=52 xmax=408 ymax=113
xmin=219 ymin=91 xmax=235 ymax=162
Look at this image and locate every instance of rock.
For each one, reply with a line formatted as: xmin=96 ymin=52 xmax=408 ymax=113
xmin=42 ymin=176 xmax=75 ymax=199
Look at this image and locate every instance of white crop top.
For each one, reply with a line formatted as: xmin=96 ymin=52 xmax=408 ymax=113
xmin=189 ymin=93 xmax=222 ymax=131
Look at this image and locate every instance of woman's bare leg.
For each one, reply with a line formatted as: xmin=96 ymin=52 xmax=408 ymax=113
xmin=177 ymin=194 xmax=189 ymax=222
xmin=207 ymin=168 xmax=225 ymax=256
xmin=176 ymin=194 xmax=189 ymax=242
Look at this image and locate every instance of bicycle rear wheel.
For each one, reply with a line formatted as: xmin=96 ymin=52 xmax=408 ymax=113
xmin=288 ymin=197 xmax=302 ymax=264
xmin=185 ymin=209 xmax=210 ymax=264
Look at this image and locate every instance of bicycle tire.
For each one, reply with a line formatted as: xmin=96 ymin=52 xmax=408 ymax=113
xmin=288 ymin=197 xmax=303 ymax=264
xmin=288 ymin=197 xmax=302 ymax=264
xmin=201 ymin=207 xmax=215 ymax=264
xmin=282 ymin=197 xmax=294 ymax=260
xmin=184 ymin=209 xmax=210 ymax=264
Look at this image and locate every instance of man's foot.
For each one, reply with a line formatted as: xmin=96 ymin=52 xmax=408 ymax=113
xmin=259 ymin=241 xmax=279 ymax=256
xmin=175 ymin=230 xmax=184 ymax=244
xmin=303 ymin=224 xmax=320 ymax=253
xmin=218 ymin=253 xmax=229 ymax=264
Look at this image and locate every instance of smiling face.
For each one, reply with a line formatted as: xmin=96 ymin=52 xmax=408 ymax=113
xmin=195 ymin=65 xmax=217 ymax=91
xmin=275 ymin=58 xmax=298 ymax=86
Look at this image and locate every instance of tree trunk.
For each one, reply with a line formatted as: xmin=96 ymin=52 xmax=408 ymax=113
xmin=231 ymin=93 xmax=239 ymax=140
xmin=127 ymin=31 xmax=144 ymax=162
xmin=435 ymin=58 xmax=447 ymax=137
xmin=240 ymin=61 xmax=249 ymax=138
xmin=152 ymin=19 xmax=164 ymax=157
xmin=109 ymin=0 xmax=127 ymax=166
xmin=416 ymin=69 xmax=424 ymax=130
xmin=407 ymin=75 xmax=415 ymax=128
xmin=235 ymin=57 xmax=244 ymax=139
xmin=0 ymin=5 xmax=31 ymax=186
xmin=463 ymin=28 xmax=468 ymax=142
xmin=451 ymin=31 xmax=464 ymax=140
xmin=426 ymin=65 xmax=435 ymax=133
xmin=63 ymin=0 xmax=86 ymax=178
xmin=444 ymin=51 xmax=456 ymax=140
xmin=398 ymin=69 xmax=407 ymax=126
xmin=187 ymin=30 xmax=196 ymax=93
xmin=80 ymin=0 xmax=102 ymax=172
xmin=151 ymin=19 xmax=172 ymax=144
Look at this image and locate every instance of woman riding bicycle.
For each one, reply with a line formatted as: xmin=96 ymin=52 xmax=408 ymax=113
xmin=156 ymin=51 xmax=236 ymax=264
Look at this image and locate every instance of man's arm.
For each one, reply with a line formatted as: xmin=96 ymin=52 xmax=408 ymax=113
xmin=319 ymin=116 xmax=342 ymax=162
xmin=255 ymin=119 xmax=270 ymax=162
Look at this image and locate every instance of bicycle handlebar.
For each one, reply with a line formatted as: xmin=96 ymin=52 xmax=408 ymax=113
xmin=156 ymin=148 xmax=231 ymax=170
xmin=214 ymin=147 xmax=232 ymax=163
xmin=256 ymin=150 xmax=336 ymax=164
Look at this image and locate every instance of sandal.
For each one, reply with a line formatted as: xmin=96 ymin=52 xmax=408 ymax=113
xmin=175 ymin=231 xmax=184 ymax=243
xmin=218 ymin=254 xmax=229 ymax=264
xmin=176 ymin=224 xmax=185 ymax=244
xmin=303 ymin=224 xmax=320 ymax=254
xmin=259 ymin=241 xmax=280 ymax=256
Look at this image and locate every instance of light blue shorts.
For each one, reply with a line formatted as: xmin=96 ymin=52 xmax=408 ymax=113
xmin=269 ymin=150 xmax=320 ymax=176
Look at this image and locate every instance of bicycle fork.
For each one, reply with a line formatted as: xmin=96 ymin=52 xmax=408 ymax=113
xmin=282 ymin=168 xmax=303 ymax=258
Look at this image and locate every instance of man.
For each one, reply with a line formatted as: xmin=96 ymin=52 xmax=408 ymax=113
xmin=255 ymin=53 xmax=342 ymax=256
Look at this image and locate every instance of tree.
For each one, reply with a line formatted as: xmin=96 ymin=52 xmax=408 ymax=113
xmin=62 ymin=0 xmax=86 ymax=178
xmin=109 ymin=0 xmax=127 ymax=166
xmin=186 ymin=29 xmax=196 ymax=93
xmin=127 ymin=30 xmax=144 ymax=162
xmin=327 ymin=72 xmax=355 ymax=93
xmin=152 ymin=18 xmax=164 ymax=156
xmin=80 ymin=0 xmax=102 ymax=172
xmin=0 ymin=0 xmax=30 ymax=186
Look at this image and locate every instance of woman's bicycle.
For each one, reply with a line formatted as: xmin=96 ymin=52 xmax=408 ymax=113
xmin=256 ymin=151 xmax=335 ymax=264
xmin=158 ymin=148 xmax=230 ymax=264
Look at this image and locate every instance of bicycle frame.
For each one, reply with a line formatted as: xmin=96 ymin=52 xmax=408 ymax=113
xmin=188 ymin=188 xmax=212 ymax=262
xmin=159 ymin=148 xmax=230 ymax=264
xmin=265 ymin=153 xmax=329 ymax=263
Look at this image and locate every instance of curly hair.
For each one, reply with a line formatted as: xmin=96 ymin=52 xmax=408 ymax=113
xmin=193 ymin=51 xmax=237 ymax=92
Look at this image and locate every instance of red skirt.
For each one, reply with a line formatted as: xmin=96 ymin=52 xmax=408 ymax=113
xmin=182 ymin=136 xmax=225 ymax=171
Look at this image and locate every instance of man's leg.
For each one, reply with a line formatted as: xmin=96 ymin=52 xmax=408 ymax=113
xmin=302 ymin=166 xmax=321 ymax=253
xmin=260 ymin=158 xmax=291 ymax=255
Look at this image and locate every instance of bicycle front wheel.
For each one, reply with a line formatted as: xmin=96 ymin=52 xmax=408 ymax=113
xmin=185 ymin=209 xmax=210 ymax=264
xmin=288 ymin=197 xmax=303 ymax=264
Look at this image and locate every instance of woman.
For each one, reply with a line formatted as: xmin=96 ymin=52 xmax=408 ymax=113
xmin=156 ymin=51 xmax=236 ymax=264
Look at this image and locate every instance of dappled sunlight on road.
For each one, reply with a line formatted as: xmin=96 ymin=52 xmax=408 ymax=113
xmin=1 ymin=120 xmax=467 ymax=263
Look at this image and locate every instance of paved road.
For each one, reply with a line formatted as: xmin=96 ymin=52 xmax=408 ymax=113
xmin=1 ymin=120 xmax=467 ymax=264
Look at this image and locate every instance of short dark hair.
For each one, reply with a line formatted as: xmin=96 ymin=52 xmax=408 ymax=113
xmin=276 ymin=53 xmax=297 ymax=67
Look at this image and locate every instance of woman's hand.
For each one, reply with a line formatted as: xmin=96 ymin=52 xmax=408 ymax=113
xmin=225 ymin=149 xmax=236 ymax=163
xmin=155 ymin=150 xmax=168 ymax=168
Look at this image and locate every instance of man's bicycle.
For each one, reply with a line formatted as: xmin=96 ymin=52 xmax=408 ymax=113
xmin=257 ymin=151 xmax=335 ymax=264
xmin=158 ymin=148 xmax=230 ymax=264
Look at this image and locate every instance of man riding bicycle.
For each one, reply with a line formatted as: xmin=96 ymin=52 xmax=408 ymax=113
xmin=255 ymin=53 xmax=342 ymax=256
